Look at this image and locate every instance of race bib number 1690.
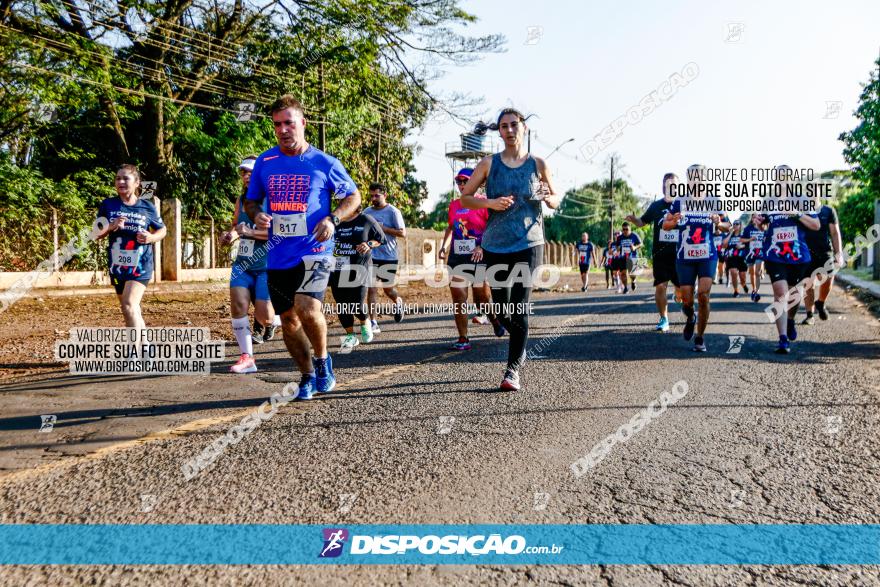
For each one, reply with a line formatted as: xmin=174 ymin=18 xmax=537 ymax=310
xmin=773 ymin=227 xmax=797 ymax=244
xmin=683 ymin=242 xmax=710 ymax=259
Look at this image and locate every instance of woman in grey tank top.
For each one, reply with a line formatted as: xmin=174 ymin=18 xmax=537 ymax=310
xmin=458 ymin=108 xmax=562 ymax=391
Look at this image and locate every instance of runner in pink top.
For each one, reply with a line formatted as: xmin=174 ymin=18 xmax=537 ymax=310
xmin=438 ymin=168 xmax=505 ymax=350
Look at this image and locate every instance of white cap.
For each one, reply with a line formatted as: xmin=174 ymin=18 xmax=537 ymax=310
xmin=239 ymin=157 xmax=256 ymax=171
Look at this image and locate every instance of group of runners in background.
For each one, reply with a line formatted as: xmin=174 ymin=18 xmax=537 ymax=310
xmin=90 ymin=96 xmax=844 ymax=395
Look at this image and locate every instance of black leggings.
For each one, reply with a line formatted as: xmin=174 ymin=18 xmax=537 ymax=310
xmin=329 ymin=272 xmax=367 ymax=330
xmin=482 ymin=245 xmax=543 ymax=371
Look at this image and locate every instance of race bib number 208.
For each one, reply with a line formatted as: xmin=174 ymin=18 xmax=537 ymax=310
xmin=112 ymin=250 xmax=138 ymax=267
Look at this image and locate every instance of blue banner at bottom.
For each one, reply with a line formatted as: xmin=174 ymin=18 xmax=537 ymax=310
xmin=0 ymin=524 xmax=877 ymax=565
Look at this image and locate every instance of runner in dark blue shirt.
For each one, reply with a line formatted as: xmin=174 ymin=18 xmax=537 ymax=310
xmin=614 ymin=223 xmax=642 ymax=293
xmin=802 ymin=204 xmax=842 ymax=324
xmin=94 ymin=164 xmax=167 ymax=328
xmin=575 ymin=233 xmax=595 ymax=292
xmin=741 ymin=215 xmax=766 ymax=303
xmin=722 ymin=220 xmax=749 ymax=298
xmin=712 ymin=228 xmax=726 ymax=285
xmin=662 ymin=164 xmax=730 ymax=352
xmin=626 ymin=172 xmax=680 ymax=332
xmin=756 ymin=166 xmax=820 ymax=354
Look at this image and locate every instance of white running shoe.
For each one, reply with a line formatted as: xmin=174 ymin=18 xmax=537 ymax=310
xmin=472 ymin=314 xmax=490 ymax=325
xmin=230 ymin=354 xmax=257 ymax=374
xmin=360 ymin=321 xmax=374 ymax=343
xmin=371 ymin=319 xmax=381 ymax=334
xmin=340 ymin=333 xmax=360 ymax=354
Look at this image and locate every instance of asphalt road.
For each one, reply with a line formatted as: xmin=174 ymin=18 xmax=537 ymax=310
xmin=1 ymin=278 xmax=879 ymax=585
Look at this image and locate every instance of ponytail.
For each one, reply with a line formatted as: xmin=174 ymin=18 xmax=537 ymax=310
xmin=473 ymin=108 xmax=535 ymax=135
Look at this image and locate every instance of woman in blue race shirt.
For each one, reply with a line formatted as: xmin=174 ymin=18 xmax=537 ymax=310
xmin=758 ymin=165 xmax=819 ymax=354
xmin=722 ymin=220 xmax=749 ymax=298
xmin=741 ymin=214 xmax=766 ymax=303
xmin=662 ymin=164 xmax=730 ymax=352
xmin=94 ymin=164 xmax=167 ymax=327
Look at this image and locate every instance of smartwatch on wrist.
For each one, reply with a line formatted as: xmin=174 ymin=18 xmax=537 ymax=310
xmin=329 ymin=214 xmax=340 ymax=226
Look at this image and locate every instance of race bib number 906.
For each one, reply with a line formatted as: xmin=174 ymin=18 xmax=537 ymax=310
xmin=453 ymin=239 xmax=476 ymax=255
xmin=272 ymin=213 xmax=308 ymax=238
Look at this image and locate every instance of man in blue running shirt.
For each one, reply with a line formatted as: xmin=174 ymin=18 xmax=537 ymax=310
xmin=244 ymin=95 xmax=362 ymax=399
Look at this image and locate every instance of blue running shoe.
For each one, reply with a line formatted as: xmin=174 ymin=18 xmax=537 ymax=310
xmin=297 ymin=373 xmax=317 ymax=400
xmin=786 ymin=318 xmax=797 ymax=341
xmin=492 ymin=319 xmax=506 ymax=337
xmin=314 ymin=355 xmax=336 ymax=393
xmin=656 ymin=316 xmax=669 ymax=332
xmin=775 ymin=336 xmax=791 ymax=354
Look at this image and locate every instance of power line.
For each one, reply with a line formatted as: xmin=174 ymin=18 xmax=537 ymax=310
xmin=36 ymin=4 xmax=428 ymax=132
xmin=52 ymin=0 xmax=295 ymax=96
xmin=0 ymin=25 xmax=280 ymax=109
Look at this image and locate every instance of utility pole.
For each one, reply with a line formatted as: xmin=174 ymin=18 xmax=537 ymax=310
xmin=374 ymin=123 xmax=382 ymax=182
xmin=318 ymin=60 xmax=326 ymax=151
xmin=609 ymin=155 xmax=615 ymax=243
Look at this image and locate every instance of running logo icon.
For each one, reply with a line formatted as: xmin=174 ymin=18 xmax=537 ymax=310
xmin=319 ymin=528 xmax=349 ymax=558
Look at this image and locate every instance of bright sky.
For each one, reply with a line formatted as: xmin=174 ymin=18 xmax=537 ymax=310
xmin=410 ymin=0 xmax=880 ymax=213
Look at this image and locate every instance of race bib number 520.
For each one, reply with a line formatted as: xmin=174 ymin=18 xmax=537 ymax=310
xmin=272 ymin=213 xmax=308 ymax=238
xmin=659 ymin=229 xmax=679 ymax=243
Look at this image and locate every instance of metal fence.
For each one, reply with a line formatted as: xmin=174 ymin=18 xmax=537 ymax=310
xmin=179 ymin=216 xmax=237 ymax=270
xmin=0 ymin=208 xmax=106 ymax=272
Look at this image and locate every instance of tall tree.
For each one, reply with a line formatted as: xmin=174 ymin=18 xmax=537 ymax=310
xmin=0 ymin=0 xmax=503 ymax=222
xmin=839 ymin=55 xmax=880 ymax=241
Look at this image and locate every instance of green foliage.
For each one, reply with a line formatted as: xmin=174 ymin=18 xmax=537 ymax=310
xmin=839 ymin=57 xmax=880 ymax=241
xmin=837 ymin=187 xmax=876 ymax=244
xmin=423 ymin=189 xmax=457 ymax=231
xmin=544 ymin=179 xmax=648 ymax=249
xmin=0 ymin=0 xmax=504 ymax=268
xmin=0 ymin=154 xmax=114 ymax=270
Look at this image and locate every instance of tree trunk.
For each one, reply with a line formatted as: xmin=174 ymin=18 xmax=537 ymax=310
xmin=98 ymin=95 xmax=130 ymax=163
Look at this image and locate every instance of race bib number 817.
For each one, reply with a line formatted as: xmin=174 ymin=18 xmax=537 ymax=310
xmin=272 ymin=213 xmax=308 ymax=238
